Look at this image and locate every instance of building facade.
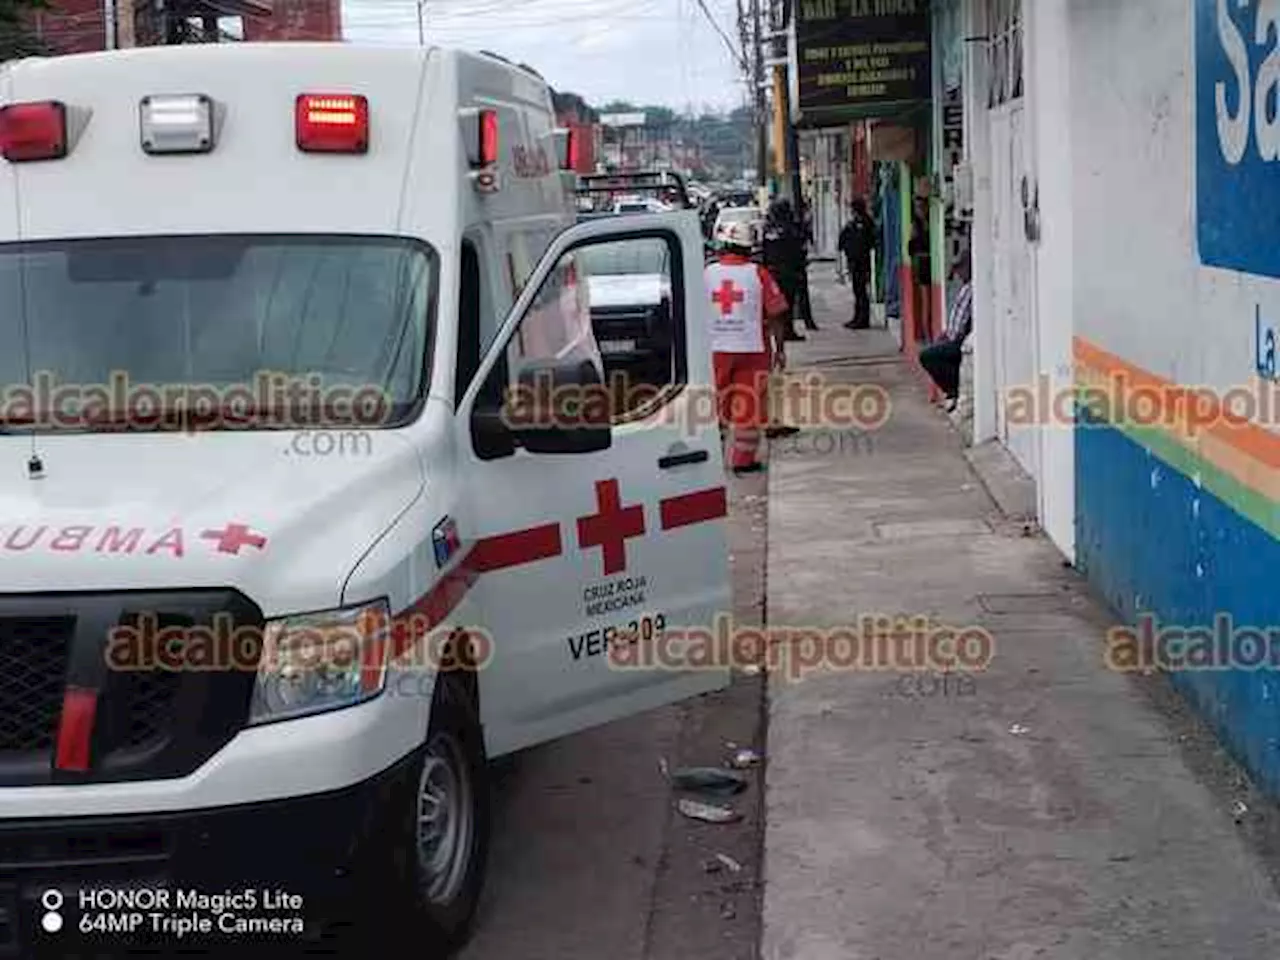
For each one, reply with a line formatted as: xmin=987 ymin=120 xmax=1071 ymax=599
xmin=242 ymin=0 xmax=340 ymax=41
xmin=552 ymin=91 xmax=600 ymax=175
xmin=950 ymin=0 xmax=1280 ymax=797
xmin=29 ymin=0 xmax=109 ymax=54
xmin=30 ymin=0 xmax=341 ymax=55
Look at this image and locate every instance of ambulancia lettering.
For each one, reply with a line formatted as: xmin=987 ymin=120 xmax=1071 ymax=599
xmin=0 ymin=523 xmax=268 ymax=557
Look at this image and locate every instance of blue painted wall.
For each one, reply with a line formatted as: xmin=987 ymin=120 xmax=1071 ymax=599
xmin=1075 ymin=415 xmax=1280 ymax=796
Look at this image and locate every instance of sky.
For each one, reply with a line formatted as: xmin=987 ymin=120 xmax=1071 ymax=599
xmin=341 ymin=0 xmax=748 ymax=113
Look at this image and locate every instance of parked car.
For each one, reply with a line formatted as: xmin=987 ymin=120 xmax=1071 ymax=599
xmin=612 ymin=196 xmax=671 ymax=214
xmin=580 ymin=237 xmax=675 ymax=399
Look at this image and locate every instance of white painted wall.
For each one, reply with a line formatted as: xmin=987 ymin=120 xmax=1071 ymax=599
xmin=1069 ymin=1 xmax=1198 ymax=379
xmin=1070 ymin=0 xmax=1280 ymax=417
xmin=965 ymin=0 xmax=998 ymax=445
xmin=1026 ymin=0 xmax=1075 ymax=559
xmin=961 ymin=0 xmax=1077 ymax=559
xmin=962 ymin=0 xmax=1280 ymax=566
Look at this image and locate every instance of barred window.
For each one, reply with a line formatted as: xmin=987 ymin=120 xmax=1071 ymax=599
xmin=987 ymin=0 xmax=1023 ymax=108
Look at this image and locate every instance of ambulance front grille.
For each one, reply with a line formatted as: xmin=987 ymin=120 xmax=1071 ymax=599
xmin=0 ymin=616 xmax=74 ymax=752
xmin=109 ymin=612 xmax=189 ymax=751
xmin=0 ymin=590 xmax=263 ymax=787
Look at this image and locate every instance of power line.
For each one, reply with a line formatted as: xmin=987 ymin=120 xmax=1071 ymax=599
xmin=349 ymin=2 xmax=664 ymax=31
xmin=692 ymin=0 xmax=746 ymax=75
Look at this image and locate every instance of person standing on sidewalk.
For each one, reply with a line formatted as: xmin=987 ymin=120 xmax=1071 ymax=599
xmin=794 ymin=198 xmax=819 ymax=332
xmin=838 ymin=196 xmax=877 ymax=329
xmin=762 ymin=198 xmax=807 ymax=342
xmin=909 ymin=198 xmax=933 ymax=342
xmin=705 ymin=220 xmax=790 ymax=475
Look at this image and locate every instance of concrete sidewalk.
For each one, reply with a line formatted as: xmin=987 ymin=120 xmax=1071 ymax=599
xmin=760 ymin=266 xmax=1280 ymax=958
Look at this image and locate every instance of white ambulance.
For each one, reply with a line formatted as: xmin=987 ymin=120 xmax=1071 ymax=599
xmin=0 ymin=42 xmax=730 ymax=954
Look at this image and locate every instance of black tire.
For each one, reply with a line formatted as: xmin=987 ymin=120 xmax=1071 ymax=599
xmin=397 ymin=670 xmax=491 ymax=957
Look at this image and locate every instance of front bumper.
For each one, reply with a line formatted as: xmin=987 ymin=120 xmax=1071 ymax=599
xmin=0 ymin=746 xmax=422 ymax=956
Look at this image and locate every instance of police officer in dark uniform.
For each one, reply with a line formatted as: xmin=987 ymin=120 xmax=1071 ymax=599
xmin=761 ymin=198 xmax=807 ymax=342
xmin=839 ymin=196 xmax=878 ymax=329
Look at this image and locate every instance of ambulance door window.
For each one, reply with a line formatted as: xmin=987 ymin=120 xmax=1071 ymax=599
xmin=456 ymin=239 xmax=484 ymax=407
xmin=577 ymin=234 xmax=686 ymax=421
xmin=503 ymin=245 xmax=599 ymax=387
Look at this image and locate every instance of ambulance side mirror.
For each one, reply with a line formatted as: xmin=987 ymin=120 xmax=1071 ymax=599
xmin=471 ymin=358 xmax=611 ymax=459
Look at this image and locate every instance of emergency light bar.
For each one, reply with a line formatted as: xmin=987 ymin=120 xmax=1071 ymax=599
xmin=481 ymin=110 xmax=498 ymax=166
xmin=460 ymin=107 xmax=499 ymax=168
xmin=296 ymin=94 xmax=369 ymax=154
xmin=0 ymin=101 xmax=68 ymax=162
xmin=140 ymin=94 xmax=214 ymax=155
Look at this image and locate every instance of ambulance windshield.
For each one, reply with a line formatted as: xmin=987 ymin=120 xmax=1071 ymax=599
xmin=0 ymin=234 xmax=436 ymax=432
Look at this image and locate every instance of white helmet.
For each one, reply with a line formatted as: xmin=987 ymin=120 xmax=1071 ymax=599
xmin=719 ymin=220 xmax=757 ymax=251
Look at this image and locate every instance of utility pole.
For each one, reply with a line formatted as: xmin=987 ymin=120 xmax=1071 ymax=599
xmin=116 ymin=0 xmax=135 ymax=47
xmin=779 ymin=0 xmax=803 ymax=209
xmin=102 ymin=0 xmax=118 ymax=48
xmin=417 ymin=0 xmax=426 ymax=46
xmin=751 ymin=0 xmax=767 ymax=197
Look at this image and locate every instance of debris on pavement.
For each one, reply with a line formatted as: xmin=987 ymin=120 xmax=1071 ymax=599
xmin=1232 ymin=799 xmax=1249 ymax=822
xmin=720 ymin=901 xmax=737 ymax=920
xmin=667 ymin=766 xmax=749 ymax=797
xmin=677 ymin=798 xmax=743 ymax=824
xmin=727 ymin=747 xmax=761 ymax=769
xmin=701 ymin=853 xmax=743 ymax=874
xmin=1009 ymin=723 xmax=1030 ymax=736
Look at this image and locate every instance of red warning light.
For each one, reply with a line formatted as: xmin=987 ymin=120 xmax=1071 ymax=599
xmin=0 ymin=101 xmax=68 ymax=162
xmin=296 ymin=94 xmax=369 ymax=154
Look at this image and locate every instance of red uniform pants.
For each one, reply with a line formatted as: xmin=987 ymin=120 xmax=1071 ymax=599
xmin=713 ymin=351 xmax=771 ymax=469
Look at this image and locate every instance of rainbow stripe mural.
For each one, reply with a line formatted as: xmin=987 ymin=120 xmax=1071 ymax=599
xmin=1072 ymin=335 xmax=1280 ymax=794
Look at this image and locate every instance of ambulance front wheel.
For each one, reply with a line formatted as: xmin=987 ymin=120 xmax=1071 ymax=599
xmin=406 ymin=670 xmax=491 ymax=954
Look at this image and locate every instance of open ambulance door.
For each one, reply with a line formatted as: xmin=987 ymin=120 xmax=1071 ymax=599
xmin=455 ymin=211 xmax=733 ymax=757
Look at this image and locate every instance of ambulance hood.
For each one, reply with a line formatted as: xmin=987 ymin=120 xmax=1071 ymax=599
xmin=0 ymin=430 xmax=424 ymax=614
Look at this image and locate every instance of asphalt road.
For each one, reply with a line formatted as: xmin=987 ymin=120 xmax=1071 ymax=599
xmin=458 ymin=470 xmax=768 ymax=960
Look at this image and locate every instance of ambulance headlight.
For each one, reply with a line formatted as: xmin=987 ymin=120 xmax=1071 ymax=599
xmin=248 ymin=600 xmax=390 ymax=725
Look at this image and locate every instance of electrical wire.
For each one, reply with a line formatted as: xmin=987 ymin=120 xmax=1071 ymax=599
xmin=348 ymin=0 xmax=662 ymax=26
xmin=349 ymin=10 xmax=669 ymax=31
xmin=691 ymin=0 xmax=746 ymax=74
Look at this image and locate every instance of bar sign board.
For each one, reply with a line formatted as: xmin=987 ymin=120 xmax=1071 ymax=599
xmin=796 ymin=0 xmax=932 ymax=117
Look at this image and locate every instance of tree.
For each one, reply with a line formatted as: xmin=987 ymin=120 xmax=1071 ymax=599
xmin=641 ymin=105 xmax=677 ymax=127
xmin=0 ymin=0 xmax=50 ymax=60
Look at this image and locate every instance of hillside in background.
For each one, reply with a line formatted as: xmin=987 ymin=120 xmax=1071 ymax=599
xmin=554 ymin=92 xmax=755 ymax=181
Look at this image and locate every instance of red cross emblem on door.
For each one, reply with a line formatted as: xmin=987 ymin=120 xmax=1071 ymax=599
xmin=711 ymin=279 xmax=744 ymax=316
xmin=576 ymin=479 xmax=645 ymax=576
